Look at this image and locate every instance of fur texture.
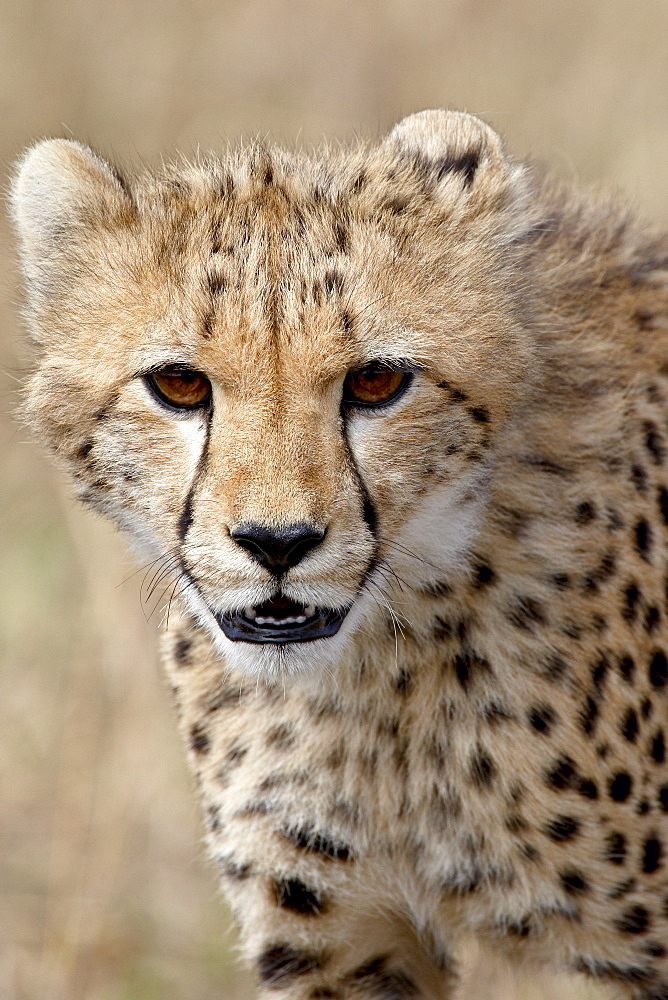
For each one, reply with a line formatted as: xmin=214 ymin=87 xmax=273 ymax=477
xmin=11 ymin=110 xmax=668 ymax=998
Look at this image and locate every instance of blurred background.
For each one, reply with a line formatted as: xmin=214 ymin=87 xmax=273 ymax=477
xmin=2 ymin=1 xmax=667 ymax=997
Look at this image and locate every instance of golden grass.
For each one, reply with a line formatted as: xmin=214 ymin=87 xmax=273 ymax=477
xmin=2 ymin=1 xmax=667 ymax=996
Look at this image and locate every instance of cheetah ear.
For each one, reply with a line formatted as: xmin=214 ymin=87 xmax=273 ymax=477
xmin=383 ymin=109 xmax=518 ymax=190
xmin=11 ymin=139 xmax=131 ymax=287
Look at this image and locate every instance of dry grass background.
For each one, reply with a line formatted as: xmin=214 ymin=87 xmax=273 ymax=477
xmin=2 ymin=1 xmax=668 ymax=998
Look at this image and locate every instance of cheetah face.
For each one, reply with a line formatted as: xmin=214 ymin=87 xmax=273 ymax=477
xmin=13 ymin=111 xmax=534 ymax=677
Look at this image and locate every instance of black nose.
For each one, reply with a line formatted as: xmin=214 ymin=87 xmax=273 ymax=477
xmin=230 ymin=522 xmax=326 ymax=574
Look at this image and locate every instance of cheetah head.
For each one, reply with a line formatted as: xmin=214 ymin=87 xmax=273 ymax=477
xmin=12 ymin=111 xmax=535 ymax=677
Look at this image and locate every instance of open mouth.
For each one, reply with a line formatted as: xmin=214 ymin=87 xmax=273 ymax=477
xmin=215 ymin=595 xmax=348 ymax=644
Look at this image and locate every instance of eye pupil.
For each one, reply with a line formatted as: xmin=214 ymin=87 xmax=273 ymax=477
xmin=343 ymin=364 xmax=410 ymax=408
xmin=147 ymin=366 xmax=211 ymax=410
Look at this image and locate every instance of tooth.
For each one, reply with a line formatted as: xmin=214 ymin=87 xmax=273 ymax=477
xmin=295 ymin=616 xmax=306 ymax=623
xmin=304 ymin=605 xmax=315 ymax=617
xmin=245 ymin=607 xmax=257 ymax=619
xmin=255 ymin=617 xmax=267 ymax=624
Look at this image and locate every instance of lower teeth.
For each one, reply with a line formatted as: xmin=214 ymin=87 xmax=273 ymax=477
xmin=244 ymin=605 xmax=317 ymax=626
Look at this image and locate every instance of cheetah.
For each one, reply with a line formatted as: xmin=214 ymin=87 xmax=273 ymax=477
xmin=11 ymin=110 xmax=668 ymax=998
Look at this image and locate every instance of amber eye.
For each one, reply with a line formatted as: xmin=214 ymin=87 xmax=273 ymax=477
xmin=342 ymin=363 xmax=412 ymax=408
xmin=146 ymin=365 xmax=212 ymax=410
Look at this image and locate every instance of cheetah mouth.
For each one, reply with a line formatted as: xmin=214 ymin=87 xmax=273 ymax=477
xmin=215 ymin=596 xmax=348 ymax=644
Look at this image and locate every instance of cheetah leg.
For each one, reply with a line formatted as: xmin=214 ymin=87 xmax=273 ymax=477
xmin=223 ymin=859 xmax=458 ymax=999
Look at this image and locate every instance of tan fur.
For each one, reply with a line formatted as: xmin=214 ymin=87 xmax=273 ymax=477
xmin=11 ymin=110 xmax=668 ymax=998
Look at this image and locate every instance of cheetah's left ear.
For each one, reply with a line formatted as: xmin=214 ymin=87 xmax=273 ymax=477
xmin=383 ymin=110 xmax=523 ymax=192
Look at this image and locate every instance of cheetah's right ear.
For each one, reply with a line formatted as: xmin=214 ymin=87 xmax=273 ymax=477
xmin=383 ymin=110 xmax=523 ymax=193
xmin=11 ymin=139 xmax=131 ymax=288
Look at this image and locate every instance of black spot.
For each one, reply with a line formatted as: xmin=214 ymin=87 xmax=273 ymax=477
xmin=609 ymin=772 xmax=633 ymax=802
xmin=273 ymin=878 xmax=327 ymax=916
xmin=579 ymin=695 xmax=599 ymax=736
xmin=208 ymin=271 xmax=225 ymax=296
xmin=528 ymin=706 xmax=556 ymax=734
xmin=506 ymin=595 xmax=546 ymax=631
xmin=282 ymin=826 xmax=352 ymax=861
xmin=616 ymin=906 xmax=650 ymax=935
xmin=482 ymin=701 xmax=513 ymax=725
xmin=644 ymin=421 xmax=665 ymax=464
xmin=545 ymin=755 xmax=577 ymax=791
xmin=469 ymin=749 xmax=495 ymax=787
xmin=642 ymin=698 xmax=654 ymax=718
xmin=635 ymin=519 xmax=652 ymax=559
xmin=551 ymin=572 xmax=571 ymax=590
xmin=225 ymin=741 xmax=248 ymax=764
xmin=392 ymin=667 xmax=411 ymax=696
xmin=469 ymin=406 xmax=490 ymax=424
xmin=544 ymin=815 xmax=580 ymax=842
xmin=559 ymin=870 xmax=589 ymax=895
xmin=341 ymin=310 xmax=354 ymax=335
xmin=591 ymin=655 xmax=609 ymax=689
xmin=608 ymin=877 xmax=636 ymax=900
xmin=324 ymin=269 xmax=344 ymax=296
xmin=258 ymin=944 xmax=326 ymax=985
xmin=578 ymin=779 xmax=599 ymax=799
xmin=631 ymin=463 xmax=648 ymax=493
xmin=651 ymin=730 xmax=666 ymax=764
xmin=623 ymin=583 xmax=641 ymax=622
xmin=190 ymin=724 xmax=210 ymax=755
xmin=572 ymin=959 xmax=653 ymax=986
xmin=334 ymin=220 xmax=348 ymax=253
xmin=174 ymin=636 xmax=192 ymax=666
xmin=645 ymin=606 xmax=661 ymax=632
xmin=422 ymin=579 xmax=452 ymax=598
xmin=619 ymin=655 xmax=636 ymax=684
xmin=352 ymin=957 xmax=388 ymax=980
xmin=351 ymin=955 xmax=418 ymax=999
xmin=649 ymin=650 xmax=668 ymax=688
xmin=643 ymin=941 xmax=667 ymax=958
xmin=575 ymin=501 xmax=596 ymax=524
xmin=505 ymin=813 xmax=528 ymax=833
xmin=605 ymin=832 xmax=627 ymax=865
xmin=266 ymin=724 xmax=296 ymax=750
xmin=76 ymin=439 xmax=93 ymax=460
xmin=658 ymin=486 xmax=668 ymax=527
xmin=637 ymin=799 xmax=651 ymax=816
xmin=542 ymin=654 xmax=568 ymax=682
xmin=473 ymin=562 xmax=495 ymax=587
xmin=591 ymin=612 xmax=607 ymax=632
xmin=523 ymin=455 xmax=571 ymax=476
xmin=435 ymin=151 xmax=479 ymax=187
xmin=642 ymin=838 xmax=663 ymax=874
xmin=621 ymin=708 xmax=639 ymax=742
xmin=452 ymin=649 xmax=491 ymax=692
xmin=521 ymin=843 xmax=540 ymax=862
xmin=218 ymin=855 xmax=251 ymax=880
xmin=658 ymin=785 xmax=668 ymax=812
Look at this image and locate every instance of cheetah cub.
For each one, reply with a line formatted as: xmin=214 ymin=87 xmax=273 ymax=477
xmin=11 ymin=110 xmax=668 ymax=998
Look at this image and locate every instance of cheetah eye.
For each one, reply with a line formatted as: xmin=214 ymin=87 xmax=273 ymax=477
xmin=146 ymin=365 xmax=212 ymax=411
xmin=342 ymin=363 xmax=412 ymax=409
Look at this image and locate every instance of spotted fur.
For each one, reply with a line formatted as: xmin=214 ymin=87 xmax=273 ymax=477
xmin=11 ymin=110 xmax=668 ymax=998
